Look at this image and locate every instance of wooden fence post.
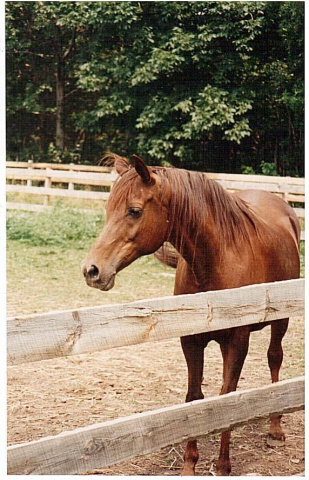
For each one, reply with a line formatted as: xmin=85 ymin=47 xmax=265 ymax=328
xmin=44 ymin=168 xmax=51 ymax=206
xmin=68 ymin=163 xmax=74 ymax=191
xmin=110 ymin=167 xmax=117 ymax=191
xmin=27 ymin=160 xmax=33 ymax=188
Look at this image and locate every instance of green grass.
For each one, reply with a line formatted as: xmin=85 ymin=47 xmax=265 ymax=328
xmin=7 ymin=202 xmax=105 ymax=248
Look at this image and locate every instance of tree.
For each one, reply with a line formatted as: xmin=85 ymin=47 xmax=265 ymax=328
xmin=242 ymin=1 xmax=304 ymax=176
xmin=6 ymin=2 xmax=82 ymax=157
xmin=6 ymin=1 xmax=304 ymax=175
xmin=74 ymin=1 xmax=266 ymax=170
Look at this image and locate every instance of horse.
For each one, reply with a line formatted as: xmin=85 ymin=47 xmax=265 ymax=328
xmin=82 ymin=153 xmax=300 ymax=475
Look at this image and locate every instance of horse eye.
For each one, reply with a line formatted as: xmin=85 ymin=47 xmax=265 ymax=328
xmin=127 ymin=207 xmax=142 ymax=218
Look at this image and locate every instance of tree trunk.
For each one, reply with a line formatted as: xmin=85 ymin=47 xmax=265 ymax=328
xmin=56 ymin=57 xmax=65 ymax=152
xmin=54 ymin=26 xmax=75 ymax=153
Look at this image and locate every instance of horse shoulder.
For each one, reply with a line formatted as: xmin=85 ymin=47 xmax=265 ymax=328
xmin=174 ymin=257 xmax=201 ymax=295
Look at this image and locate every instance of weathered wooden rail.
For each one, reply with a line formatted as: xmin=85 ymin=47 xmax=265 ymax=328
xmin=7 ymin=279 xmax=304 ymax=365
xmin=7 ymin=279 xmax=305 ymax=474
xmin=208 ymin=171 xmax=305 ymax=205
xmin=8 ymin=377 xmax=304 ymax=475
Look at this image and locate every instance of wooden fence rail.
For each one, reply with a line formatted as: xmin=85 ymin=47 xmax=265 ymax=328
xmin=7 ymin=279 xmax=304 ymax=366
xmin=6 ymin=166 xmax=117 ymax=186
xmin=207 ymin=173 xmax=305 ymax=205
xmin=8 ymin=376 xmax=304 ymax=475
xmin=6 ymin=160 xmax=113 ymax=172
xmin=7 ymin=279 xmax=305 ymax=474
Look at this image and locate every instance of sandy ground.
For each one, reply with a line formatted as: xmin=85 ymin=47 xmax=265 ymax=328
xmin=7 ymin=316 xmax=304 ymax=476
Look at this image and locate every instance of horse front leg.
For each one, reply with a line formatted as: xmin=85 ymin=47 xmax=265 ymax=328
xmin=180 ymin=334 xmax=207 ymax=476
xmin=267 ymin=318 xmax=289 ymax=446
xmin=216 ymin=327 xmax=250 ymax=476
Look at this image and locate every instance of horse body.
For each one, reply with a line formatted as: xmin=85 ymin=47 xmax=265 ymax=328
xmin=82 ymin=154 xmax=300 ymax=476
xmin=170 ymin=188 xmax=299 ymax=475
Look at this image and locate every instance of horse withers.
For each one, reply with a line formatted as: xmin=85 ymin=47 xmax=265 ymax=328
xmin=82 ymin=153 xmax=300 ymax=475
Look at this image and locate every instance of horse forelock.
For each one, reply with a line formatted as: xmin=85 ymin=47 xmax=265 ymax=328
xmin=106 ymin=168 xmax=137 ymax=211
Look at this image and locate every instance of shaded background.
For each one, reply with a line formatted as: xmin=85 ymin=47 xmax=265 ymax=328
xmin=6 ymin=1 xmax=304 ymax=176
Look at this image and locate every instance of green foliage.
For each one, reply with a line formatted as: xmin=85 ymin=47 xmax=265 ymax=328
xmin=6 ymin=1 xmax=304 ymax=175
xmin=260 ymin=161 xmax=278 ymax=176
xmin=241 ymin=165 xmax=256 ymax=175
xmin=6 ymin=205 xmax=105 ymax=249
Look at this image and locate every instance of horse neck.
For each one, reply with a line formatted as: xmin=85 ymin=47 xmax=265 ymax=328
xmin=169 ymin=218 xmax=219 ymax=282
xmin=165 ymin=173 xmax=222 ymax=283
xmin=162 ymin=168 xmax=257 ymax=286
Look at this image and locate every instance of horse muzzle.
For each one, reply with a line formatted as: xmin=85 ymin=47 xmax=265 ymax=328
xmin=82 ymin=262 xmax=116 ymax=291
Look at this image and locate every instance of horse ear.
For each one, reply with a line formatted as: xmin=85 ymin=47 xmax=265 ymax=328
xmin=100 ymin=153 xmax=130 ymax=176
xmin=133 ymin=154 xmax=153 ymax=185
xmin=114 ymin=156 xmax=131 ymax=176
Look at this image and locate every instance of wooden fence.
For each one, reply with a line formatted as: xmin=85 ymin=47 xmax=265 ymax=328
xmin=6 ymin=161 xmax=118 ymax=208
xmin=6 ymin=161 xmax=305 ymax=216
xmin=7 ymin=279 xmax=305 ymax=474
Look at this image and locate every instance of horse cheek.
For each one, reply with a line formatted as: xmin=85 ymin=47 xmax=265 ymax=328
xmin=144 ymin=219 xmax=167 ymax=253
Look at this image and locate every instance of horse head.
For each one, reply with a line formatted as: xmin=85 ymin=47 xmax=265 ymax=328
xmin=82 ymin=154 xmax=171 ymax=291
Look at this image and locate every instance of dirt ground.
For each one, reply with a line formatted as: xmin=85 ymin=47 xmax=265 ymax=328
xmin=7 ymin=316 xmax=304 ymax=476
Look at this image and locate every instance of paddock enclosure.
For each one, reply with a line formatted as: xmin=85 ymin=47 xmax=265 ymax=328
xmin=7 ymin=279 xmax=304 ymax=475
xmin=7 ymin=163 xmax=305 ymax=475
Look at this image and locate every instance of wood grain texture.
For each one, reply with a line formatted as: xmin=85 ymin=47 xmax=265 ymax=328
xmin=7 ymin=376 xmax=304 ymax=475
xmin=7 ymin=279 xmax=304 ymax=366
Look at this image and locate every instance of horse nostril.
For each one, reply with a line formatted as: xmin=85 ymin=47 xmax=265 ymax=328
xmin=88 ymin=264 xmax=99 ymax=280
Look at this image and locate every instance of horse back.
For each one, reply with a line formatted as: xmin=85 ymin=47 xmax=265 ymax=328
xmin=236 ymin=189 xmax=301 ymax=247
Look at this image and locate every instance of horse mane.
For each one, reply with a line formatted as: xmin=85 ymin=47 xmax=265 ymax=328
xmin=106 ymin=157 xmax=261 ymax=253
xmin=154 ymin=167 xmax=261 ymax=253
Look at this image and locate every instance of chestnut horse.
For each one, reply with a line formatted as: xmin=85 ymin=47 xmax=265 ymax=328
xmin=82 ymin=154 xmax=300 ymax=475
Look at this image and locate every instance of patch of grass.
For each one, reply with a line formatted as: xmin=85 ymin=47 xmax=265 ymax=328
xmin=6 ymin=203 xmax=105 ymax=249
xmin=6 ymin=206 xmax=177 ymax=315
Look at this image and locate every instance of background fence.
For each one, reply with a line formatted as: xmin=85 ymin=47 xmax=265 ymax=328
xmin=7 ymin=279 xmax=305 ymax=474
xmin=6 ymin=161 xmax=305 ymax=210
xmin=6 ymin=161 xmax=305 ymax=241
xmin=6 ymin=161 xmax=118 ymax=208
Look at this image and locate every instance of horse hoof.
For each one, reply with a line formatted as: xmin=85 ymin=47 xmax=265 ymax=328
xmin=215 ymin=469 xmax=231 ymax=476
xmin=215 ymin=461 xmax=231 ymax=476
xmin=267 ymin=434 xmax=285 ymax=447
xmin=181 ymin=467 xmax=195 ymax=476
